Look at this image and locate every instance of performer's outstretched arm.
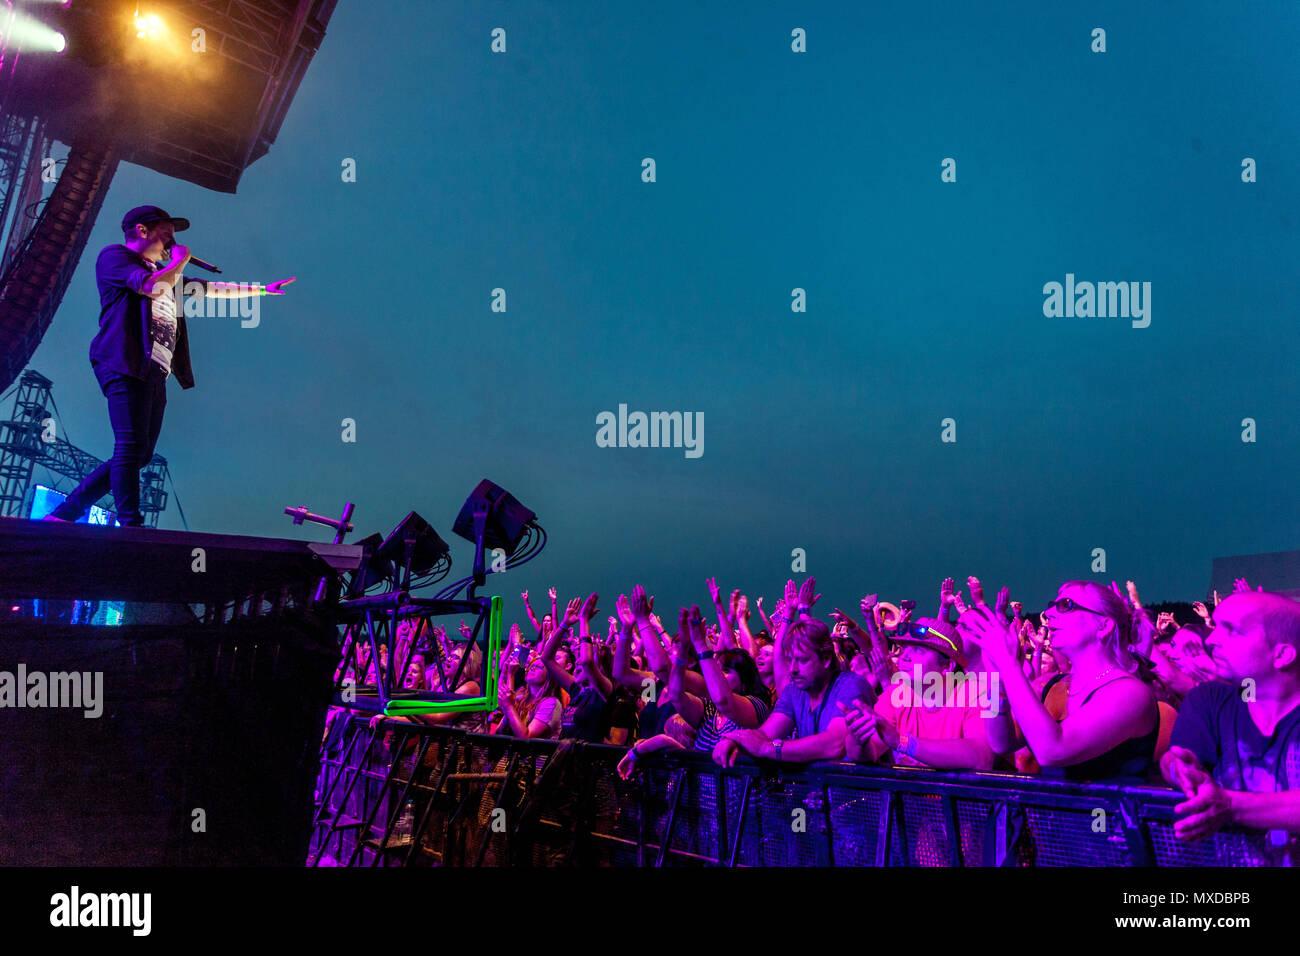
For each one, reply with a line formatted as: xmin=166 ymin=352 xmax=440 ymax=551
xmin=185 ymin=275 xmax=296 ymax=298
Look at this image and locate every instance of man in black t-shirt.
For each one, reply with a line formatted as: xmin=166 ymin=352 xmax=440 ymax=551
xmin=1162 ymin=591 xmax=1300 ymax=848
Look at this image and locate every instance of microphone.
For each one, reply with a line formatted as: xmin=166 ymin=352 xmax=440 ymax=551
xmin=186 ymin=254 xmax=222 ymax=274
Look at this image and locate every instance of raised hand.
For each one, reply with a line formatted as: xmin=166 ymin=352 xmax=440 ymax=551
xmin=562 ymin=596 xmax=583 ymax=627
xmin=1156 ymin=611 xmax=1177 ymax=635
xmin=630 ymin=585 xmax=653 ymax=622
xmin=1192 ymin=601 xmax=1213 ymax=624
xmin=521 ymin=589 xmax=529 ymax=602
xmin=830 ymin=607 xmax=862 ymax=635
xmin=797 ymin=576 xmax=822 ymax=609
xmin=736 ymin=594 xmax=750 ymax=621
xmin=547 ymin=587 xmax=557 ymax=601
xmin=580 ymin=591 xmax=600 ymax=621
xmin=995 ymin=587 xmax=1010 ymax=618
xmin=688 ymin=604 xmax=710 ymax=653
xmin=958 ymin=576 xmax=1018 ymax=667
xmin=677 ymin=607 xmax=697 ymax=662
xmin=706 ymin=576 xmax=723 ymax=608
xmin=940 ymin=578 xmax=956 ymax=608
xmin=1126 ymin=580 xmax=1143 ymax=610
xmin=616 ymin=594 xmax=637 ymax=628
xmin=728 ymin=589 xmax=741 ymax=622
xmin=458 ymin=619 xmax=473 ymax=639
xmin=607 ymin=616 xmax=619 ymax=640
xmin=860 ymin=593 xmax=879 ymax=619
xmin=784 ymin=579 xmax=799 ymax=610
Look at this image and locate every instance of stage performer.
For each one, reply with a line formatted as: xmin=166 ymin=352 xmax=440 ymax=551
xmin=43 ymin=205 xmax=294 ymax=526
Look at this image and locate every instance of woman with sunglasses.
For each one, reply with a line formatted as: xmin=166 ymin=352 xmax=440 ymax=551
xmin=959 ymin=576 xmax=1159 ymax=781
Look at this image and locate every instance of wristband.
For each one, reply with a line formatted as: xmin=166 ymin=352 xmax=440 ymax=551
xmin=773 ymin=738 xmax=783 ymax=761
xmin=699 ymin=650 xmax=715 ymax=660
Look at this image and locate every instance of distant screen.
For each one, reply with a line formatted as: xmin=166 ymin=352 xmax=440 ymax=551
xmin=27 ymin=485 xmax=123 ymax=625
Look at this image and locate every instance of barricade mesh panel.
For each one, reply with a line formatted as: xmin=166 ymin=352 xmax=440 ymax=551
xmin=1146 ymin=820 xmax=1269 ymax=867
xmin=897 ymin=793 xmax=955 ymax=866
xmin=308 ymin=716 xmax=1279 ymax=867
xmin=664 ymin=768 xmax=721 ymax=863
xmin=741 ymin=776 xmax=822 ymax=866
xmin=827 ymin=787 xmax=886 ymax=865
xmin=955 ymin=799 xmax=990 ymax=865
xmin=1022 ymin=806 xmax=1130 ymax=867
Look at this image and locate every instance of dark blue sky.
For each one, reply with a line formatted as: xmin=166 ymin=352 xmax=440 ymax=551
xmin=26 ymin=2 xmax=1300 ymax=618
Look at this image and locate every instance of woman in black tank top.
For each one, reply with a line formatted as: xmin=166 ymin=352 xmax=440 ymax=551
xmin=960 ymin=577 xmax=1159 ymax=781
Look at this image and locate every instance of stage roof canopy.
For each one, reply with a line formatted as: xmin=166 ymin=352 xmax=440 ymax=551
xmin=9 ymin=0 xmax=338 ymax=193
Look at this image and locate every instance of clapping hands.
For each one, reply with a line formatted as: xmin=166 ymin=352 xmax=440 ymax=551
xmin=954 ymin=575 xmax=1019 ymax=668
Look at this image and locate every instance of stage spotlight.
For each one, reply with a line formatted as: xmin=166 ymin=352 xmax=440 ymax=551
xmin=452 ymin=479 xmax=537 ymax=557
xmin=134 ymin=13 xmax=164 ymax=40
xmin=4 ymin=13 xmax=68 ymax=53
xmin=377 ymin=512 xmax=449 ymax=577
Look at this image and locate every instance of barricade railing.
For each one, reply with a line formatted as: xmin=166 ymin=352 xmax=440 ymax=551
xmin=308 ymin=713 xmax=1287 ymax=867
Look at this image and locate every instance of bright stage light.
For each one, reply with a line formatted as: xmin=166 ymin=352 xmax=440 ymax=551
xmin=134 ymin=13 xmax=164 ymax=39
xmin=4 ymin=15 xmax=68 ymax=54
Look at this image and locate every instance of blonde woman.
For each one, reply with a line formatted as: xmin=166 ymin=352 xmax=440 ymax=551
xmin=960 ymin=576 xmax=1158 ymax=781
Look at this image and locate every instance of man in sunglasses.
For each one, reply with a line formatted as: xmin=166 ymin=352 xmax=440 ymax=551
xmin=839 ymin=618 xmax=995 ymax=770
xmin=1161 ymin=591 xmax=1300 ymax=851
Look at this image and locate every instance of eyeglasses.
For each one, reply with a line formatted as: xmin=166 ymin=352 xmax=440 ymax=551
xmin=1050 ymin=597 xmax=1108 ymax=616
xmin=894 ymin=623 xmax=962 ymax=658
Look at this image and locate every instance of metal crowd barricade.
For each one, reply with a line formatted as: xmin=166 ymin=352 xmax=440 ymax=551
xmin=308 ymin=713 xmax=1283 ymax=867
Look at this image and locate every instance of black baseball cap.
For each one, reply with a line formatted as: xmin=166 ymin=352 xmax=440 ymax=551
xmin=121 ymin=205 xmax=190 ymax=233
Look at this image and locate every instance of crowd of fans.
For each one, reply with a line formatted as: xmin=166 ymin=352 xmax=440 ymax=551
xmin=340 ymin=574 xmax=1300 ymax=845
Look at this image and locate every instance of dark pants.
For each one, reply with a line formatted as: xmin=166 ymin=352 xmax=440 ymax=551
xmin=52 ymin=362 xmax=167 ymax=526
